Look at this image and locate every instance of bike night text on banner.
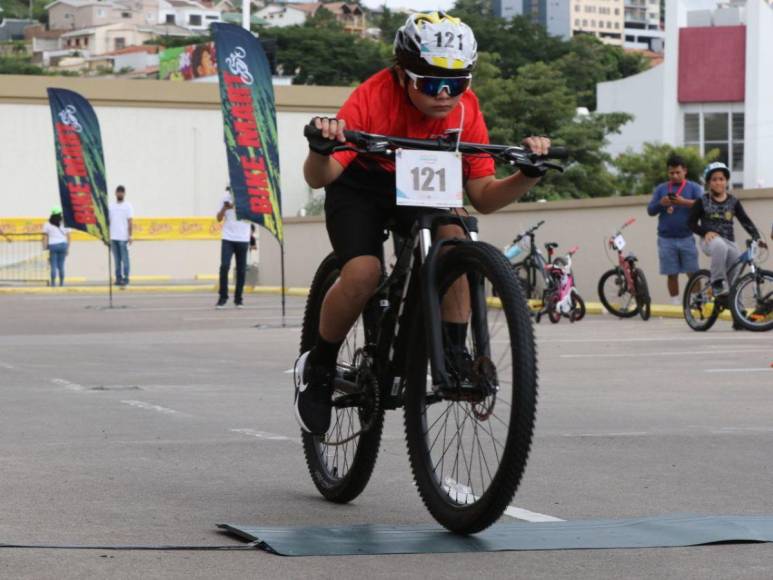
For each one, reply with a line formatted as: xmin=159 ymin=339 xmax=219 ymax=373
xmin=47 ymin=88 xmax=110 ymax=244
xmin=212 ymin=23 xmax=283 ymax=242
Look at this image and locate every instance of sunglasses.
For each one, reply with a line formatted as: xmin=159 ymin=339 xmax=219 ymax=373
xmin=404 ymin=69 xmax=472 ymax=97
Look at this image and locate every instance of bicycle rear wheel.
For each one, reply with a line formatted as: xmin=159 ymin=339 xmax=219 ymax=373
xmin=635 ymin=270 xmax=651 ymax=321
xmin=598 ymin=268 xmax=639 ymax=318
xmin=404 ymin=242 xmax=537 ymax=534
xmin=683 ymin=269 xmax=720 ymax=331
xmin=570 ymin=291 xmax=586 ymax=322
xmin=731 ymin=269 xmax=773 ymax=332
xmin=299 ymin=253 xmax=385 ymax=503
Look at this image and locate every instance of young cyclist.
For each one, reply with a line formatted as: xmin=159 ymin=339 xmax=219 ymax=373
xmin=687 ymin=161 xmax=765 ymax=297
xmin=294 ymin=12 xmax=552 ymax=435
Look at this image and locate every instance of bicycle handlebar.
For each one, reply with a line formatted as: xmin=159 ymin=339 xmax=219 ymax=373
xmin=303 ymin=126 xmax=569 ymax=163
xmin=511 ymin=220 xmax=546 ymax=244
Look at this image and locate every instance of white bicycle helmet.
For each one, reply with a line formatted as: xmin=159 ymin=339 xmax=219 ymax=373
xmin=394 ymin=11 xmax=478 ymax=76
xmin=703 ymin=161 xmax=730 ymax=183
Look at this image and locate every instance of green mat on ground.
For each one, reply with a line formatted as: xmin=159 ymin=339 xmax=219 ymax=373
xmin=219 ymin=515 xmax=773 ymax=556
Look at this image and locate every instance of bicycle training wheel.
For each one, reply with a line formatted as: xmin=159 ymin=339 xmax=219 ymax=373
xmin=404 ymin=242 xmax=537 ymax=534
xmin=635 ymin=270 xmax=651 ymax=321
xmin=683 ymin=269 xmax=719 ymax=332
xmin=299 ymin=253 xmax=385 ymax=503
xmin=598 ymin=268 xmax=639 ymax=318
xmin=731 ymin=269 xmax=773 ymax=332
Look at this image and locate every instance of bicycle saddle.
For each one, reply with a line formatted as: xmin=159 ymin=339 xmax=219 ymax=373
xmin=545 ymin=242 xmax=559 ymax=250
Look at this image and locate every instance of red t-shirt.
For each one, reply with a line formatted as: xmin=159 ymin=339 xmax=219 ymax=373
xmin=330 ymin=68 xmax=495 ymax=194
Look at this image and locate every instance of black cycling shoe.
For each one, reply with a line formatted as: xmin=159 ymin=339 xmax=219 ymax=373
xmin=293 ymin=351 xmax=334 ymax=435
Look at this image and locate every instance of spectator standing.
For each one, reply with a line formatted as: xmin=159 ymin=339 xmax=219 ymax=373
xmin=647 ymin=154 xmax=702 ymax=304
xmin=216 ymin=186 xmax=251 ymax=309
xmin=42 ymin=207 xmax=70 ymax=287
xmin=109 ymin=185 xmax=133 ymax=286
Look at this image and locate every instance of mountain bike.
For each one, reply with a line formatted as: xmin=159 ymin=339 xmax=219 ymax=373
xmin=597 ymin=218 xmax=651 ymax=320
xmin=536 ymin=245 xmax=585 ymax=323
xmin=503 ymin=220 xmax=559 ymax=300
xmin=299 ymin=127 xmax=565 ymax=534
xmin=683 ymin=239 xmax=771 ymax=332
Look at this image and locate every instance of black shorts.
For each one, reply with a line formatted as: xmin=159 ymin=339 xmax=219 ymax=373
xmin=325 ymin=187 xmax=439 ymax=266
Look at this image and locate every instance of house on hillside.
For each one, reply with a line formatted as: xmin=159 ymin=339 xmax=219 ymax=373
xmin=158 ymin=0 xmax=223 ymax=31
xmin=59 ymin=21 xmax=192 ymax=54
xmin=0 ymin=18 xmax=37 ymax=42
xmin=46 ymin=0 xmax=160 ymax=31
xmin=324 ymin=2 xmax=366 ymax=35
xmin=254 ymin=2 xmax=318 ymax=27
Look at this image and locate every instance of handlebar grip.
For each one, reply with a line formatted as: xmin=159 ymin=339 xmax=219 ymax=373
xmin=623 ymin=218 xmax=636 ymax=227
xmin=546 ymin=147 xmax=569 ymax=160
xmin=303 ymin=124 xmax=361 ymax=143
xmin=568 ymin=245 xmax=579 ymax=255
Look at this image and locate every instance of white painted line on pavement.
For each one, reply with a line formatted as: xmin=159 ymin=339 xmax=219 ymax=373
xmin=563 ymin=431 xmax=649 ymax=438
xmin=230 ymin=428 xmax=300 ymax=444
xmin=444 ymin=478 xmax=563 ymax=523
xmin=0 ymin=362 xmax=15 ymax=369
xmin=503 ymin=506 xmax=565 ymax=523
xmin=541 ymin=335 xmax=767 ymax=344
xmin=561 ymin=348 xmax=772 ymax=359
xmin=704 ymin=368 xmax=773 ymax=373
xmin=51 ymin=378 xmax=86 ymax=391
xmin=120 ymin=400 xmax=189 ymax=416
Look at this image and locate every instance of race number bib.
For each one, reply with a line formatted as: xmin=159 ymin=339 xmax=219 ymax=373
xmin=395 ymin=149 xmax=463 ymax=208
xmin=613 ymin=234 xmax=626 ymax=251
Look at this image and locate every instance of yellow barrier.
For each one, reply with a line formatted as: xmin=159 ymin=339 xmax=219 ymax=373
xmin=0 ymin=218 xmax=223 ymax=241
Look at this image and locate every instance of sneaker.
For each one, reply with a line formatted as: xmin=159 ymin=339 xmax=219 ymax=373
xmin=711 ymin=280 xmax=729 ymax=297
xmin=293 ymin=351 xmax=334 ymax=435
xmin=670 ymin=296 xmax=681 ymax=306
xmin=234 ymin=300 xmax=244 ymax=309
xmin=215 ymin=298 xmax=227 ymax=309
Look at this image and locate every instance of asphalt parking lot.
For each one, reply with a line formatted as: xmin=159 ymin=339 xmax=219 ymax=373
xmin=1 ymin=292 xmax=772 ymax=579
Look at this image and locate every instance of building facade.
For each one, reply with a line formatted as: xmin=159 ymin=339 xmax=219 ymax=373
xmin=493 ymin=0 xmax=625 ymax=45
xmin=623 ymin=0 xmax=664 ymax=51
xmin=597 ymin=0 xmax=773 ymax=189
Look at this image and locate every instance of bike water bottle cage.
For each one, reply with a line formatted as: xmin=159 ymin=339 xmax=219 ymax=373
xmin=404 ymin=69 xmax=471 ymax=97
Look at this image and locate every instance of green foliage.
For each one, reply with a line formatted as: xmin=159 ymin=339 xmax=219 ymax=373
xmin=304 ymin=6 xmax=341 ymax=30
xmin=303 ymin=194 xmax=325 ymax=216
xmin=0 ymin=0 xmax=47 ymax=21
xmin=374 ymin=6 xmax=406 ymax=43
xmin=614 ymin=143 xmax=718 ymax=196
xmin=0 ymin=55 xmax=45 ymax=74
xmin=255 ymin=25 xmax=388 ymax=85
xmin=151 ymin=34 xmax=211 ymax=48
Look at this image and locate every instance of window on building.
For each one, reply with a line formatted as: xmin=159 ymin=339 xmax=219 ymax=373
xmin=575 ymin=19 xmax=580 ymax=25
xmin=165 ymin=14 xmax=175 ymax=23
xmin=97 ymin=8 xmax=105 ymax=17
xmin=121 ymin=12 xmax=130 ymax=18
xmin=575 ymin=4 xmax=580 ymax=11
xmin=115 ymin=37 xmax=126 ymax=50
xmin=84 ymin=38 xmax=88 ymax=46
xmin=614 ymin=8 xmax=620 ymax=15
xmin=189 ymin=14 xmax=202 ymax=26
xmin=206 ymin=14 xmax=217 ymax=19
xmin=684 ymin=111 xmax=745 ymax=184
xmin=582 ymin=19 xmax=587 ymax=26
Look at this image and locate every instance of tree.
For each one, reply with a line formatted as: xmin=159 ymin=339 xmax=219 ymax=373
xmin=614 ymin=143 xmax=718 ymax=196
xmin=256 ymin=25 xmax=388 ymax=85
xmin=304 ymin=6 xmax=341 ymax=30
xmin=374 ymin=6 xmax=406 ymax=43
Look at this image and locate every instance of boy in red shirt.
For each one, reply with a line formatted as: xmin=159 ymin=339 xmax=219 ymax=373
xmin=295 ymin=12 xmax=551 ymax=434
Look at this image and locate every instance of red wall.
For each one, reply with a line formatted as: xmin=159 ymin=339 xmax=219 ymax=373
xmin=678 ymin=25 xmax=745 ymax=103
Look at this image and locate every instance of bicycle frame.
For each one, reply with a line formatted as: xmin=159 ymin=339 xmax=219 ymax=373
xmin=356 ymin=213 xmax=482 ymax=410
xmin=546 ymin=247 xmax=579 ymax=315
xmin=608 ymin=219 xmax=638 ymax=293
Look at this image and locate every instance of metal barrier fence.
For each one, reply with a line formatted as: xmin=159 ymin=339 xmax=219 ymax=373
xmin=0 ymin=233 xmax=49 ymax=284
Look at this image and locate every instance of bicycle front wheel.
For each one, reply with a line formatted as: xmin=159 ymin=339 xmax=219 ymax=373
xmin=683 ymin=269 xmax=719 ymax=331
xmin=598 ymin=268 xmax=639 ymax=318
xmin=404 ymin=242 xmax=537 ymax=534
xmin=299 ymin=253 xmax=385 ymax=503
xmin=731 ymin=269 xmax=773 ymax=332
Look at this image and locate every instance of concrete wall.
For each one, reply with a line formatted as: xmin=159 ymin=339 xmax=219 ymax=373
xmin=257 ymin=189 xmax=773 ymax=304
xmin=0 ymin=75 xmax=352 ymax=219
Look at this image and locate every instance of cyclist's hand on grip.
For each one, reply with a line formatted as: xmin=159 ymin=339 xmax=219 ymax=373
xmin=519 ymin=135 xmax=554 ymax=178
xmin=306 ymin=117 xmax=347 ymax=156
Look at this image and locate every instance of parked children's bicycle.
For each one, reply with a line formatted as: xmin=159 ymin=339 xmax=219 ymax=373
xmin=536 ymin=245 xmax=585 ymax=323
xmin=503 ymin=220 xmax=559 ymax=300
xmin=299 ymin=126 xmax=565 ymax=534
xmin=598 ymin=218 xmax=651 ymax=320
xmin=683 ymin=239 xmax=772 ymax=332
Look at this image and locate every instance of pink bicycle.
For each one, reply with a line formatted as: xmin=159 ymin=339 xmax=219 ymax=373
xmin=598 ymin=218 xmax=651 ymax=321
xmin=535 ymin=245 xmax=585 ymax=323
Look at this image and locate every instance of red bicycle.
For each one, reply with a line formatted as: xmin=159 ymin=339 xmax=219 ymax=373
xmin=597 ymin=218 xmax=651 ymax=320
